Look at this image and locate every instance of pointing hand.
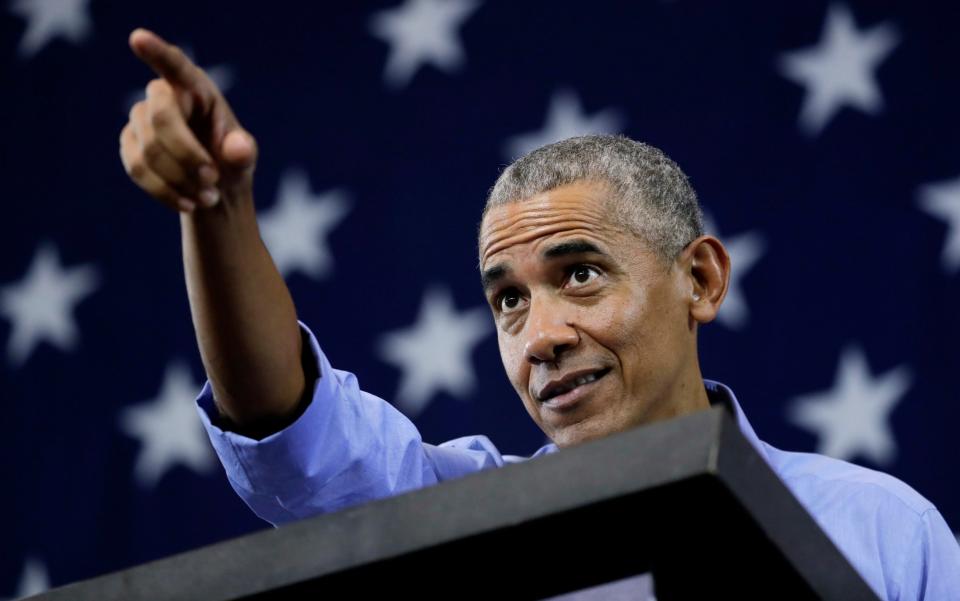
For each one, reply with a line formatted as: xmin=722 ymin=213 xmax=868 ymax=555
xmin=119 ymin=28 xmax=258 ymax=213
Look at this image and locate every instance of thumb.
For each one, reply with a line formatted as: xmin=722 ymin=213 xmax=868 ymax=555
xmin=220 ymin=129 xmax=257 ymax=170
xmin=213 ymin=128 xmax=258 ymax=205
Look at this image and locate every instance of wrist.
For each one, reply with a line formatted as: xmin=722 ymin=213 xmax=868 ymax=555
xmin=180 ymin=192 xmax=258 ymax=234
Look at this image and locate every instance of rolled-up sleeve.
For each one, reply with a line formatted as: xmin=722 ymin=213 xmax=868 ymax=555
xmin=195 ymin=320 xmax=443 ymax=525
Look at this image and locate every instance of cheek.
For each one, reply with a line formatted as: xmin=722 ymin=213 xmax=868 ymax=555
xmin=613 ymin=284 xmax=690 ymax=382
xmin=588 ymin=288 xmax=674 ymax=384
xmin=592 ymin=289 xmax=652 ymax=352
xmin=498 ymin=333 xmax=526 ymax=391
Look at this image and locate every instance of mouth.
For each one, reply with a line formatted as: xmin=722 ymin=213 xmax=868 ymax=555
xmin=537 ymin=368 xmax=611 ymax=409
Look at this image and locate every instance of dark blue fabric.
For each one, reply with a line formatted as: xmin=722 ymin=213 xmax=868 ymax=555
xmin=3 ymin=1 xmax=960 ymax=594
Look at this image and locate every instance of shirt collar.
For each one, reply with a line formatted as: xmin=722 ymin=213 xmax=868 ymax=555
xmin=703 ymin=379 xmax=770 ymax=463
xmin=532 ymin=379 xmax=770 ymax=464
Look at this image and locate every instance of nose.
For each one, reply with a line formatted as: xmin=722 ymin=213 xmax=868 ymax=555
xmin=523 ymin=296 xmax=579 ymax=365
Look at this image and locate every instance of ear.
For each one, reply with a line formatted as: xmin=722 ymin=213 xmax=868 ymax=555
xmin=679 ymin=235 xmax=730 ymax=325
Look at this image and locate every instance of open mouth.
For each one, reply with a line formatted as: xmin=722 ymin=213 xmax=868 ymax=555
xmin=539 ymin=368 xmax=611 ymax=403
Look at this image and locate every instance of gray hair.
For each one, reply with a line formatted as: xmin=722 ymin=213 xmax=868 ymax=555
xmin=482 ymin=134 xmax=704 ymax=263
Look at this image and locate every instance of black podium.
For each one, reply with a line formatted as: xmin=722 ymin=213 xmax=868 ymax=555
xmin=28 ymin=407 xmax=878 ymax=600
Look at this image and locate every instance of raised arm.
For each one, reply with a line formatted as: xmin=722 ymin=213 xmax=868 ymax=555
xmin=117 ymin=29 xmax=521 ymax=523
xmin=119 ymin=28 xmax=304 ymax=436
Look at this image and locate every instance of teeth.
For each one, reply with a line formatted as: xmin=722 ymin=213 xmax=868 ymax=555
xmin=575 ymin=374 xmax=597 ymax=386
xmin=548 ymin=373 xmax=599 ymax=400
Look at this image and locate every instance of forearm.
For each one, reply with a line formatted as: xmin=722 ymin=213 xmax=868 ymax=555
xmin=122 ymin=29 xmax=304 ymax=431
xmin=180 ymin=196 xmax=305 ymax=428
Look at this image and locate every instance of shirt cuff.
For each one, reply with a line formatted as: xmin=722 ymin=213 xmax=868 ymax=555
xmin=194 ymin=319 xmax=347 ymax=494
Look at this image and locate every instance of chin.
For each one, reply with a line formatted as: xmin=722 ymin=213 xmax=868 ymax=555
xmin=551 ymin=419 xmax=612 ymax=449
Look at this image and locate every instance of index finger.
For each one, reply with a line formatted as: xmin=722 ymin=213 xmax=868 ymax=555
xmin=129 ymin=28 xmax=211 ymax=95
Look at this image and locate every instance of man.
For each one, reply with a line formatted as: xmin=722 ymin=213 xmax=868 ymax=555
xmin=120 ymin=28 xmax=959 ymax=599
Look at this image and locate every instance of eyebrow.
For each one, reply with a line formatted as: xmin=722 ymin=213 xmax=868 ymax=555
xmin=542 ymin=239 xmax=607 ymax=259
xmin=481 ymin=264 xmax=509 ymax=293
xmin=481 ymin=239 xmax=608 ymax=292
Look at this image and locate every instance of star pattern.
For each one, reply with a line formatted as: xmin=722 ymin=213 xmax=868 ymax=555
xmin=9 ymin=0 xmax=92 ymax=58
xmin=787 ymin=345 xmax=912 ymax=466
xmin=717 ymin=231 xmax=765 ymax=330
xmin=0 ymin=242 xmax=99 ymax=367
xmin=8 ymin=557 xmax=50 ymax=599
xmin=918 ymin=175 xmax=960 ymax=274
xmin=504 ymin=89 xmax=624 ymax=160
xmin=257 ymin=169 xmax=351 ymax=280
xmin=118 ymin=362 xmax=217 ymax=488
xmin=778 ymin=3 xmax=899 ymax=136
xmin=376 ymin=287 xmax=492 ymax=416
xmin=703 ymin=214 xmax=765 ymax=330
xmin=7 ymin=1 xmax=960 ymax=590
xmin=369 ymin=0 xmax=481 ymax=88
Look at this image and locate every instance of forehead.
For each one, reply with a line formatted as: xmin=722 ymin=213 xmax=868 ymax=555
xmin=479 ymin=180 xmax=623 ymax=267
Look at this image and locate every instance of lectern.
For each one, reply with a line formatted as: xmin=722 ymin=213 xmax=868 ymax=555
xmin=28 ymin=407 xmax=879 ymax=600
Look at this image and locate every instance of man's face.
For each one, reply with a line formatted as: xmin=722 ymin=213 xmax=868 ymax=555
xmin=479 ymin=180 xmax=704 ymax=448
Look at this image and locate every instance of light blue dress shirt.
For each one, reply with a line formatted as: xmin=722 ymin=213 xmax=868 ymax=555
xmin=196 ymin=322 xmax=960 ymax=600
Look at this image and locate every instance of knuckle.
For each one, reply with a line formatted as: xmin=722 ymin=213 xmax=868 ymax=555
xmin=150 ymin=107 xmax=172 ymax=129
xmin=163 ymin=133 xmax=205 ymax=166
xmin=146 ymin=78 xmax=166 ymax=96
xmin=142 ymin=139 xmax=164 ymax=162
xmin=128 ymin=100 xmax=144 ymax=122
xmin=179 ymin=151 xmax=204 ymax=168
xmin=127 ymin=159 xmax=147 ymax=180
xmin=158 ymin=188 xmax=178 ymax=204
xmin=147 ymin=184 xmax=171 ymax=203
xmin=145 ymin=179 xmax=176 ymax=204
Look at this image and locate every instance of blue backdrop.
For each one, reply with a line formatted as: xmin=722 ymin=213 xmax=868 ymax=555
xmin=2 ymin=1 xmax=959 ymax=595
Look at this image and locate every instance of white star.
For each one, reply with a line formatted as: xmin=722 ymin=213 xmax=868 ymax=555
xmin=376 ymin=287 xmax=492 ymax=416
xmin=787 ymin=346 xmax=911 ymax=466
xmin=778 ymin=4 xmax=899 ymax=136
xmin=718 ymin=231 xmax=765 ymax=330
xmin=701 ymin=213 xmax=764 ymax=330
xmin=199 ymin=66 xmax=236 ymax=96
xmin=918 ymin=175 xmax=960 ymax=274
xmin=257 ymin=169 xmax=351 ymax=280
xmin=8 ymin=557 xmax=50 ymax=599
xmin=503 ymin=89 xmax=624 ymax=160
xmin=369 ymin=0 xmax=481 ymax=89
xmin=9 ymin=0 xmax=92 ymax=58
xmin=0 ymin=242 xmax=99 ymax=367
xmin=119 ymin=362 xmax=216 ymax=488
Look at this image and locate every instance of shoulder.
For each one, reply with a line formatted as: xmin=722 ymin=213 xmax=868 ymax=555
xmin=764 ymin=443 xmax=934 ymax=518
xmin=763 ymin=444 xmax=960 ymax=599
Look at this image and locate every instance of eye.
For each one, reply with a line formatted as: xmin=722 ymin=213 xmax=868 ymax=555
xmin=497 ymin=288 xmax=526 ymax=314
xmin=566 ymin=265 xmax=600 ymax=288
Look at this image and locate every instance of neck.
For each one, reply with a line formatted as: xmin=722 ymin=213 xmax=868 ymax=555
xmin=648 ymin=367 xmax=711 ymax=424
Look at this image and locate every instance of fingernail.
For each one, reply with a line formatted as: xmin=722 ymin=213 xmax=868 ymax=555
xmin=199 ymin=188 xmax=220 ymax=207
xmin=198 ymin=165 xmax=219 ymax=185
xmin=177 ymin=197 xmax=196 ymax=212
